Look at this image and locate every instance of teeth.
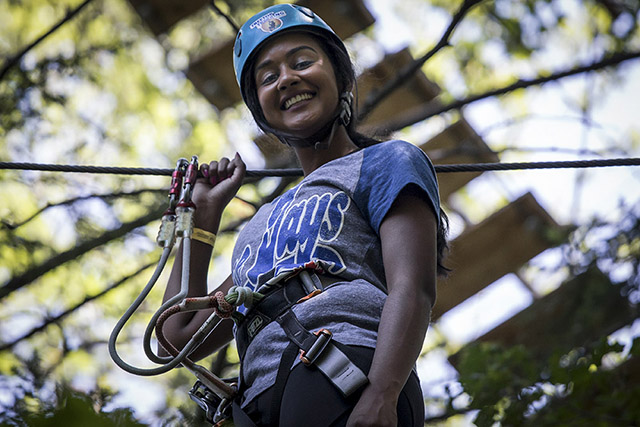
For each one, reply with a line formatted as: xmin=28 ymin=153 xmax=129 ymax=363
xmin=284 ymin=93 xmax=313 ymax=109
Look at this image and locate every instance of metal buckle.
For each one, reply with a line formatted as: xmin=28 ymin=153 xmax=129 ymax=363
xmin=300 ymin=329 xmax=332 ymax=365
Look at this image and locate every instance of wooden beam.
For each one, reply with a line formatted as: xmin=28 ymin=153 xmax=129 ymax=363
xmin=432 ymin=192 xmax=560 ymax=320
xmin=127 ymin=0 xmax=208 ymax=36
xmin=187 ymin=0 xmax=375 ymax=110
xmin=419 ymin=119 xmax=499 ymax=201
xmin=450 ymin=267 xmax=640 ymax=364
xmin=356 ymin=48 xmax=441 ymax=130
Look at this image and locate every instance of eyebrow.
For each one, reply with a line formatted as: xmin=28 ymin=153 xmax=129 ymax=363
xmin=255 ymin=45 xmax=318 ymax=73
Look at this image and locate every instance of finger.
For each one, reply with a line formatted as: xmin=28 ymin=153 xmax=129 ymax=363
xmin=218 ymin=157 xmax=230 ymax=181
xmin=208 ymin=161 xmax=219 ymax=185
xmin=229 ymin=153 xmax=246 ymax=182
xmin=225 ymin=157 xmax=236 ymax=178
xmin=200 ymin=163 xmax=210 ymax=179
xmin=235 ymin=152 xmax=246 ymax=174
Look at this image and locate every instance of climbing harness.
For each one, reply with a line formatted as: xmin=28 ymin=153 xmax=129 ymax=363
xmin=235 ymin=267 xmax=367 ymax=397
xmin=108 ymin=156 xmax=367 ymax=425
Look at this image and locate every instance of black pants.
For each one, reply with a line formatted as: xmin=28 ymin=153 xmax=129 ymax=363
xmin=239 ymin=344 xmax=424 ymax=427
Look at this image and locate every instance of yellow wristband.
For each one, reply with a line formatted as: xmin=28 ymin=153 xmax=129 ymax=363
xmin=192 ymin=228 xmax=216 ymax=247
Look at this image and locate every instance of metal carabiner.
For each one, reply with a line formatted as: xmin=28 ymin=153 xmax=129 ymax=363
xmin=213 ymin=396 xmax=233 ymax=424
xmin=180 ymin=155 xmax=199 ymax=206
xmin=168 ymin=158 xmax=189 ymax=213
xmin=188 ymin=380 xmax=234 ymax=425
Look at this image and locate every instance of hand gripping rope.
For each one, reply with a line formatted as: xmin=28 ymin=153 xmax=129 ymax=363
xmin=107 ymin=156 xmax=263 ymax=425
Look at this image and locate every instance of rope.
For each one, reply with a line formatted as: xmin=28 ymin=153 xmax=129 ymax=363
xmin=1 ymin=158 xmax=639 ymax=178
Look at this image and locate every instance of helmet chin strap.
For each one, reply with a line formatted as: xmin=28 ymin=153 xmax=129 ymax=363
xmin=266 ymin=92 xmax=353 ymax=150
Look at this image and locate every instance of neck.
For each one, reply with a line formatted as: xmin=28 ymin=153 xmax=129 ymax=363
xmin=293 ymin=125 xmax=359 ymax=176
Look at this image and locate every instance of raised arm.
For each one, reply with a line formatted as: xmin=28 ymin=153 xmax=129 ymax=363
xmin=347 ymin=186 xmax=438 ymax=426
xmin=161 ymin=153 xmax=245 ymax=361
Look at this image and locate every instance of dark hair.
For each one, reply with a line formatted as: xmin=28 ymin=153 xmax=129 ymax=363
xmin=242 ymin=30 xmax=450 ymax=276
xmin=436 ymin=210 xmax=450 ymax=277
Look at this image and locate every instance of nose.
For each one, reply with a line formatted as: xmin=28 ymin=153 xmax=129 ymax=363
xmin=277 ymin=66 xmax=300 ymax=91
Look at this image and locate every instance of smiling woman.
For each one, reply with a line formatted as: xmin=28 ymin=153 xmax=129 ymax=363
xmin=254 ymin=33 xmax=339 ymax=139
xmin=161 ymin=4 xmax=450 ymax=426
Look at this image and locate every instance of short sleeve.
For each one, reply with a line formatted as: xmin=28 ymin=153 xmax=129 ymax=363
xmin=353 ymin=140 xmax=440 ymax=234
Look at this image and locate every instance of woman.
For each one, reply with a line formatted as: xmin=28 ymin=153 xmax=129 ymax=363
xmin=163 ymin=4 xmax=449 ymax=426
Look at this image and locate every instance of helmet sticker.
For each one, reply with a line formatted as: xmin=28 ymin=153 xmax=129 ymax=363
xmin=250 ymin=10 xmax=286 ymax=33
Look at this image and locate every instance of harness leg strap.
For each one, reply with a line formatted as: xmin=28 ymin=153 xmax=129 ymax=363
xmin=275 ymin=310 xmax=368 ymax=397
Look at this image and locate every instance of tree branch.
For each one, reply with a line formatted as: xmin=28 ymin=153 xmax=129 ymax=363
xmin=0 ymin=261 xmax=157 ymax=352
xmin=0 ymin=0 xmax=95 ymax=81
xmin=358 ymin=0 xmax=484 ymax=121
xmin=1 ymin=188 xmax=166 ymax=231
xmin=209 ymin=0 xmax=239 ymax=33
xmin=373 ymin=50 xmax=640 ymax=133
xmin=0 ymin=205 xmax=165 ymax=300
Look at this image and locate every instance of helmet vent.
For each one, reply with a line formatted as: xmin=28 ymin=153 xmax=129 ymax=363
xmin=234 ymin=34 xmax=242 ymax=57
xmin=293 ymin=5 xmax=315 ymax=19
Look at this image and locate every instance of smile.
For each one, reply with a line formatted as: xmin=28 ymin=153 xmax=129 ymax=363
xmin=283 ymin=93 xmax=314 ymax=110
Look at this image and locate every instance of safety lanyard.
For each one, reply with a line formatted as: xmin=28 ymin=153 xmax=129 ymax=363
xmin=108 ymin=156 xmax=236 ymax=407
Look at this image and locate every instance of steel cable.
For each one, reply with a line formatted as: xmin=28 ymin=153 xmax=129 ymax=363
xmin=1 ymin=158 xmax=640 ymax=178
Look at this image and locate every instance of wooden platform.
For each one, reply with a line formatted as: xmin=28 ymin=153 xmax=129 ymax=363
xmin=449 ymin=267 xmax=639 ymax=364
xmin=127 ymin=0 xmax=208 ymax=35
xmin=420 ymin=119 xmax=499 ymax=201
xmin=356 ymin=48 xmax=441 ymax=131
xmin=432 ymin=192 xmax=560 ymax=320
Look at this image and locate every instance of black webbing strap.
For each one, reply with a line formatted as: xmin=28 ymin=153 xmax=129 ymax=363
xmin=231 ymin=400 xmax=258 ymax=427
xmin=235 ymin=277 xmax=310 ymax=360
xmin=275 ymin=309 xmax=319 ymax=352
xmin=234 ymin=272 xmax=367 ymax=424
xmin=269 ymin=342 xmax=300 ymax=426
xmin=275 ymin=309 xmax=368 ymax=397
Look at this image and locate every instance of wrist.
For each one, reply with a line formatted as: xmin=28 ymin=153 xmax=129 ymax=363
xmin=193 ymin=207 xmax=224 ymax=233
xmin=365 ymin=378 xmax=403 ymax=402
xmin=191 ymin=228 xmax=216 ymax=247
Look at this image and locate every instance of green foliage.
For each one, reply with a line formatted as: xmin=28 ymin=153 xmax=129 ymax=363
xmin=456 ymin=338 xmax=640 ymax=426
xmin=5 ymin=385 xmax=146 ymax=427
xmin=0 ymin=351 xmax=145 ymax=427
xmin=444 ymin=204 xmax=640 ymax=426
xmin=457 ymin=343 xmax=541 ymax=426
xmin=22 ymin=388 xmax=144 ymax=427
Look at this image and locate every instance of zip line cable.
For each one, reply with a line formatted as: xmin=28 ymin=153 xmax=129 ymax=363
xmin=1 ymin=158 xmax=640 ymax=178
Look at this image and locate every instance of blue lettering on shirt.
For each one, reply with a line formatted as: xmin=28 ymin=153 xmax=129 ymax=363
xmin=235 ymin=187 xmax=350 ymax=289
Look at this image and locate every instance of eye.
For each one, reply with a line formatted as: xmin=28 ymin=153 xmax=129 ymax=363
xmin=294 ymin=60 xmax=313 ymax=70
xmin=259 ymin=72 xmax=278 ymax=86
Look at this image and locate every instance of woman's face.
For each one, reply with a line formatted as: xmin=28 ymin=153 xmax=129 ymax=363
xmin=253 ymin=32 xmax=339 ymax=138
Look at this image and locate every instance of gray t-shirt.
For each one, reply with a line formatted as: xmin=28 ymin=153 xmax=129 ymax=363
xmin=231 ymin=140 xmax=440 ymax=406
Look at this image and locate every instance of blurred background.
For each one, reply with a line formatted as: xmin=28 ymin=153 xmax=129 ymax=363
xmin=1 ymin=0 xmax=639 ymax=425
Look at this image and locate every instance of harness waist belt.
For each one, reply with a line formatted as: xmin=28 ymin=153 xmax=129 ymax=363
xmin=236 ymin=272 xmax=337 ymax=359
xmin=235 ymin=272 xmax=368 ymax=397
xmin=275 ymin=309 xmax=368 ymax=396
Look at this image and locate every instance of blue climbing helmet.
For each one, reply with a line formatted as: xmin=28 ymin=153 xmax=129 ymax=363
xmin=233 ymin=3 xmax=348 ymax=102
xmin=232 ymin=4 xmax=355 ymax=149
